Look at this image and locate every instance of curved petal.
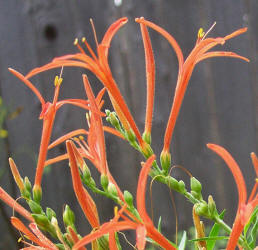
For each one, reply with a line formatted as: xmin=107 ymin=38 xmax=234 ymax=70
xmin=207 ymin=143 xmax=247 ymax=208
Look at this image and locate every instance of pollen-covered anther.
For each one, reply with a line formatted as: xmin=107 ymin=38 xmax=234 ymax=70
xmin=198 ymin=28 xmax=205 ymax=39
xmin=86 ymin=113 xmax=91 ymax=128
xmin=114 ymin=206 xmax=118 ymax=217
xmin=79 ymin=135 xmax=84 ymax=141
xmin=73 ymin=38 xmax=85 ymax=54
xmin=73 ymin=38 xmax=79 ymax=46
xmin=54 ymin=76 xmax=63 ymax=86
xmin=73 ymin=137 xmax=80 ymax=142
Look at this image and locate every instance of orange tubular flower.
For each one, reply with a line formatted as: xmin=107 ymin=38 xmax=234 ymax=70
xmin=73 ymin=155 xmax=176 ymax=250
xmin=136 ymin=155 xmax=176 ymax=249
xmin=66 ymin=140 xmax=100 ymax=229
xmin=25 ymin=18 xmax=145 ymax=148
xmin=11 ymin=217 xmax=58 ymax=249
xmin=0 ymin=187 xmax=33 ymax=222
xmin=135 ymin=18 xmax=249 ymax=158
xmin=8 ymin=69 xmax=96 ymax=196
xmin=207 ymin=144 xmax=258 ymax=250
xmin=139 ymin=21 xmax=155 ymax=140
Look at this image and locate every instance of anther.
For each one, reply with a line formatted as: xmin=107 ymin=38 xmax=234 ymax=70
xmin=73 ymin=38 xmax=85 ymax=54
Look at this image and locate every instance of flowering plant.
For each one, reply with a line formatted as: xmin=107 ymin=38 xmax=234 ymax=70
xmin=0 ymin=17 xmax=257 ymax=250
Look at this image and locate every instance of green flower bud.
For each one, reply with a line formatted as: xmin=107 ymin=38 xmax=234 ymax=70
xmin=124 ymin=190 xmax=134 ymax=207
xmin=110 ymin=112 xmax=121 ymax=128
xmin=88 ymin=177 xmax=96 ymax=187
xmin=32 ymin=214 xmax=50 ymax=231
xmin=178 ymin=180 xmax=186 ymax=194
xmin=82 ymin=164 xmax=91 ymax=181
xmin=32 ymin=214 xmax=57 ymax=238
xmin=166 ymin=176 xmax=180 ymax=192
xmin=160 ymin=150 xmax=171 ymax=173
xmin=142 ymin=131 xmax=151 ymax=145
xmin=28 ymin=200 xmax=43 ymax=214
xmin=194 ymin=202 xmax=208 ymax=217
xmin=190 ymin=177 xmax=202 ymax=194
xmin=126 ymin=129 xmax=136 ymax=144
xmin=21 ymin=189 xmax=31 ymax=200
xmin=63 ymin=205 xmax=75 ymax=228
xmin=24 ymin=177 xmax=32 ymax=192
xmin=191 ymin=190 xmax=202 ymax=200
xmin=105 ymin=109 xmax=111 ymax=116
xmin=100 ymin=174 xmax=109 ymax=191
xmin=208 ymin=195 xmax=218 ymax=218
xmin=46 ymin=207 xmax=57 ymax=221
xmin=141 ymin=142 xmax=153 ymax=158
xmin=108 ymin=182 xmax=118 ymax=197
xmin=33 ymin=185 xmax=42 ymax=204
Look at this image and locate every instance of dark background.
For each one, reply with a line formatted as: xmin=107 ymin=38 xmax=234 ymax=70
xmin=0 ymin=0 xmax=257 ymax=249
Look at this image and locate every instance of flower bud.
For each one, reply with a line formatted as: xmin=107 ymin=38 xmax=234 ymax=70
xmin=178 ymin=180 xmax=186 ymax=194
xmin=142 ymin=131 xmax=151 ymax=145
xmin=82 ymin=164 xmax=91 ymax=181
xmin=9 ymin=158 xmax=25 ymax=192
xmin=63 ymin=205 xmax=75 ymax=228
xmin=194 ymin=202 xmax=208 ymax=217
xmin=33 ymin=185 xmax=42 ymax=204
xmin=126 ymin=129 xmax=136 ymax=144
xmin=141 ymin=141 xmax=154 ymax=158
xmin=208 ymin=195 xmax=218 ymax=218
xmin=191 ymin=190 xmax=202 ymax=200
xmin=100 ymin=174 xmax=109 ymax=191
xmin=190 ymin=177 xmax=202 ymax=194
xmin=32 ymin=214 xmax=51 ymax=231
xmin=105 ymin=109 xmax=111 ymax=116
xmin=160 ymin=150 xmax=171 ymax=173
xmin=124 ymin=190 xmax=134 ymax=207
xmin=166 ymin=176 xmax=180 ymax=192
xmin=46 ymin=207 xmax=57 ymax=221
xmin=108 ymin=182 xmax=118 ymax=197
xmin=88 ymin=177 xmax=96 ymax=187
xmin=24 ymin=177 xmax=32 ymax=193
xmin=28 ymin=200 xmax=43 ymax=214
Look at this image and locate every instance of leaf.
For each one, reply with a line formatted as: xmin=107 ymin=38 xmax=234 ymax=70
xmin=207 ymin=210 xmax=225 ymax=250
xmin=190 ymin=236 xmax=229 ymax=242
xmin=157 ymin=216 xmax=162 ymax=232
xmin=246 ymin=210 xmax=258 ymax=248
xmin=244 ymin=206 xmax=258 ymax=237
xmin=178 ymin=231 xmax=187 ymax=250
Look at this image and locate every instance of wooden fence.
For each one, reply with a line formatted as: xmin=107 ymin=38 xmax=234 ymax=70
xmin=0 ymin=0 xmax=257 ymax=249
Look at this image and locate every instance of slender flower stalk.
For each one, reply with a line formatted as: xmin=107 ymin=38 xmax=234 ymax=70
xmin=207 ymin=144 xmax=258 ymax=249
xmin=135 ymin=18 xmax=249 ymax=159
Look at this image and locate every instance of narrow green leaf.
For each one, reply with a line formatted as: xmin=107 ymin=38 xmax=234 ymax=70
xmin=247 ymin=213 xmax=258 ymax=248
xmin=207 ymin=210 xmax=225 ymax=250
xmin=190 ymin=236 xmax=229 ymax=242
xmin=157 ymin=216 xmax=162 ymax=232
xmin=244 ymin=206 xmax=258 ymax=237
xmin=178 ymin=231 xmax=187 ymax=250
